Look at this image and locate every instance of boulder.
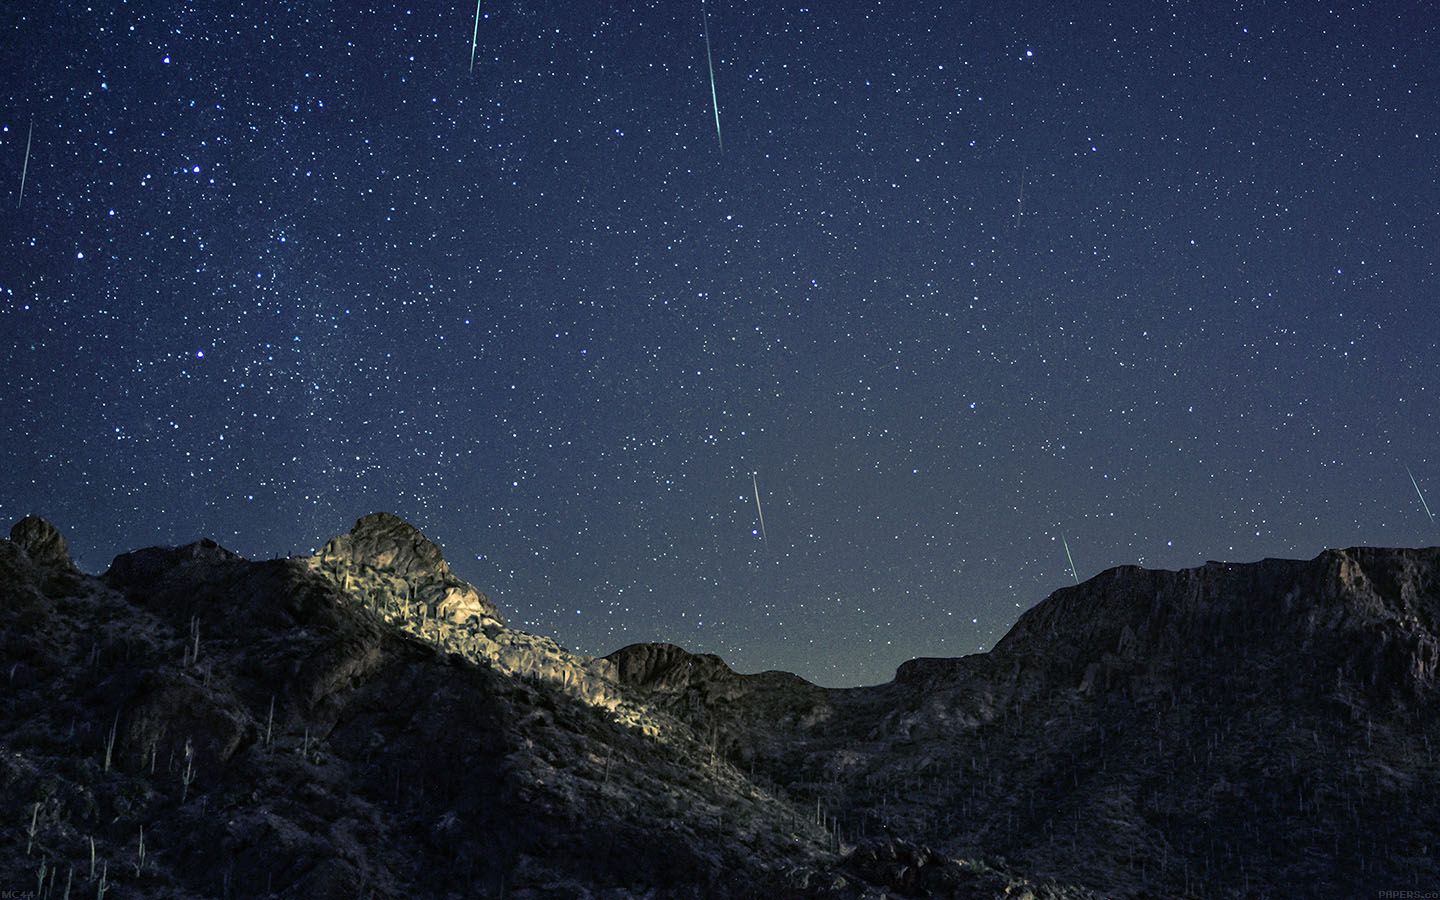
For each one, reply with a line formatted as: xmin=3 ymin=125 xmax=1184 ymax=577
xmin=9 ymin=516 xmax=78 ymax=571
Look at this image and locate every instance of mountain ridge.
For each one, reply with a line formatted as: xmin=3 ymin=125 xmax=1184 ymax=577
xmin=3 ymin=512 xmax=1436 ymax=898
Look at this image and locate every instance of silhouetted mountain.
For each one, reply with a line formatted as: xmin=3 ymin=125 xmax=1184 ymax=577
xmin=3 ymin=514 xmax=1435 ymax=898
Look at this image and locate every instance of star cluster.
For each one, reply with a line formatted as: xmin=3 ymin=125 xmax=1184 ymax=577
xmin=4 ymin=1 xmax=1437 ymax=685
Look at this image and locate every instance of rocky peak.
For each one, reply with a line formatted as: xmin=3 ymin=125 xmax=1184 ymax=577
xmin=9 ymin=516 xmax=78 ymax=571
xmin=317 ymin=512 xmax=451 ymax=579
xmin=607 ymin=642 xmax=738 ymax=691
xmin=312 ymin=512 xmax=503 ymax=626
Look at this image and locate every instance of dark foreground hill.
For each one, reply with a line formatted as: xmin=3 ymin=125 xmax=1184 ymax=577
xmin=2 ymin=513 xmax=1437 ymax=898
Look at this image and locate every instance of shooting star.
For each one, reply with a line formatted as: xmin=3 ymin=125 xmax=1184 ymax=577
xmin=1408 ymin=466 xmax=1436 ymax=528
xmin=469 ymin=0 xmax=482 ymax=73
xmin=751 ymin=472 xmax=768 ymax=547
xmin=17 ymin=119 xmax=33 ymax=209
xmin=701 ymin=0 xmax=723 ymax=152
xmin=1061 ymin=534 xmax=1079 ymax=584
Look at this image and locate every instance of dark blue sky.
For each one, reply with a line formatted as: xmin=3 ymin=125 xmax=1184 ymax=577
xmin=4 ymin=1 xmax=1437 ymax=685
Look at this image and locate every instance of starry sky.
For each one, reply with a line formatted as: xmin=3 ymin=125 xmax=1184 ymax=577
xmin=4 ymin=1 xmax=1438 ymax=686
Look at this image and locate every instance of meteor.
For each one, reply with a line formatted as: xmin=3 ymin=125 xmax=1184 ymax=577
xmin=1408 ymin=466 xmax=1436 ymax=528
xmin=469 ymin=0 xmax=482 ymax=73
xmin=751 ymin=472 xmax=767 ymax=547
xmin=1062 ymin=534 xmax=1079 ymax=584
xmin=17 ymin=119 xmax=32 ymax=208
xmin=701 ymin=0 xmax=723 ymax=152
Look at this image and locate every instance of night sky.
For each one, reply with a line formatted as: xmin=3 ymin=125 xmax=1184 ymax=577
xmin=4 ymin=1 xmax=1438 ymax=686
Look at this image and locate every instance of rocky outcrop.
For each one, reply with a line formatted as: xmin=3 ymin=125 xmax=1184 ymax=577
xmin=9 ymin=515 xmax=78 ymax=571
xmin=317 ymin=511 xmax=450 ymax=579
xmin=313 ymin=512 xmax=503 ymax=626
xmin=307 ymin=514 xmax=630 ymax=712
xmin=608 ymin=642 xmax=739 ymax=690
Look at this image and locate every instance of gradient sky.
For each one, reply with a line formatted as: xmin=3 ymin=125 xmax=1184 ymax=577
xmin=4 ymin=1 xmax=1437 ymax=685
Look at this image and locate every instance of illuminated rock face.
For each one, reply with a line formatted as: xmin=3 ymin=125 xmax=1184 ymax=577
xmin=309 ymin=514 xmax=624 ymax=710
xmin=313 ymin=512 xmax=504 ymax=626
xmin=318 ymin=512 xmax=448 ymax=578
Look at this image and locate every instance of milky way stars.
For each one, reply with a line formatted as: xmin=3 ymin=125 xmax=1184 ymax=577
xmin=3 ymin=2 xmax=1438 ymax=685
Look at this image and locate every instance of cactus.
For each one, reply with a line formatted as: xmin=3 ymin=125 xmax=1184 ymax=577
xmin=103 ymin=712 xmax=118 ymax=772
xmin=186 ymin=615 xmax=200 ymax=667
xmin=26 ymin=801 xmax=39 ymax=855
xmin=182 ymin=738 xmax=196 ymax=802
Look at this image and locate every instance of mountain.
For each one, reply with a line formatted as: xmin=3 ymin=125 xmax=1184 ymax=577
xmin=609 ymin=550 xmax=1440 ymax=896
xmin=2 ymin=513 xmax=1436 ymax=898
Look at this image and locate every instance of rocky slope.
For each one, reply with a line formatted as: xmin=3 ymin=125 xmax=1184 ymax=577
xmin=3 ymin=513 xmax=1437 ymax=898
xmin=305 ymin=513 xmax=626 ymax=713
xmin=609 ymin=550 xmax=1440 ymax=897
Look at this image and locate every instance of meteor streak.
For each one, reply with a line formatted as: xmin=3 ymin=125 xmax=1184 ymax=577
xmin=1062 ymin=534 xmax=1079 ymax=584
xmin=17 ymin=120 xmax=32 ymax=208
xmin=751 ymin=472 xmax=767 ymax=547
xmin=701 ymin=0 xmax=723 ymax=152
xmin=1408 ymin=466 xmax=1436 ymax=528
xmin=469 ymin=0 xmax=482 ymax=73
